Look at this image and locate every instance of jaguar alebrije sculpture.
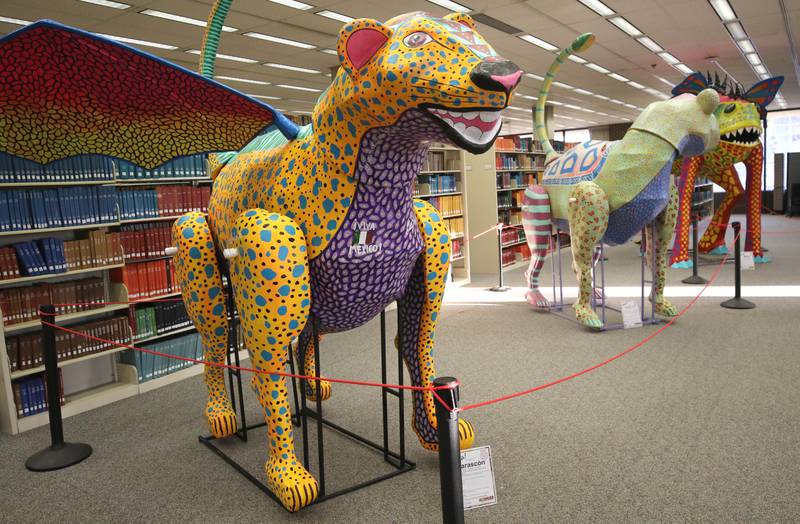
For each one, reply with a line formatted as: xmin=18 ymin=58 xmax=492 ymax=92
xmin=669 ymin=72 xmax=784 ymax=268
xmin=0 ymin=9 xmax=521 ymax=511
xmin=520 ymin=34 xmax=720 ymax=328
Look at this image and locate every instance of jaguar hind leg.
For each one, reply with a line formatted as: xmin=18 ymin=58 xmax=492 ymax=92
xmin=171 ymin=212 xmax=236 ymax=438
xmin=295 ymin=328 xmax=331 ymax=401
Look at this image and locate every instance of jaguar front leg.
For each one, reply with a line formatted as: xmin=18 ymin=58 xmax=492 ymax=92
xmin=228 ymin=209 xmax=317 ymax=512
xmin=646 ymin=183 xmax=679 ymax=318
xmin=295 ymin=328 xmax=331 ymax=401
xmin=566 ymin=182 xmax=609 ymax=329
xmin=397 ymin=200 xmax=474 ymax=452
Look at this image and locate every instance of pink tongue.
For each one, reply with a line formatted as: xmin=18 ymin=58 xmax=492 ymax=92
xmin=449 ymin=113 xmax=496 ymax=132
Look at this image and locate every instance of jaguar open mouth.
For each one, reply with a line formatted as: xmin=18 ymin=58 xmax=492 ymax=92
xmin=721 ymin=126 xmax=760 ymax=146
xmin=425 ymin=107 xmax=503 ymax=153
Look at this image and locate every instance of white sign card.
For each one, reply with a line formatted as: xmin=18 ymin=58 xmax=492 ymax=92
xmin=461 ymin=445 xmax=497 ymax=510
xmin=621 ymin=300 xmax=643 ymax=329
xmin=741 ymin=251 xmax=755 ymax=270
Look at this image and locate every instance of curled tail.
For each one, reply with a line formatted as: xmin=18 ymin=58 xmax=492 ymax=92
xmin=534 ymin=33 xmax=595 ymax=164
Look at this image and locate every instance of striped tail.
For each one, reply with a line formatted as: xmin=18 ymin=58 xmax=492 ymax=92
xmin=534 ymin=33 xmax=595 ymax=165
xmin=522 ymin=185 xmax=552 ymax=309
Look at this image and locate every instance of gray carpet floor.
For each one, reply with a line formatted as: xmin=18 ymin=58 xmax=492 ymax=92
xmin=1 ymin=214 xmax=799 ymax=523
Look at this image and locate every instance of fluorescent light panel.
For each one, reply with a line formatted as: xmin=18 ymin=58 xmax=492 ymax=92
xmin=627 ymin=81 xmax=646 ymax=89
xmin=244 ymin=32 xmax=315 ymax=49
xmin=525 ymin=73 xmax=544 ymax=81
xmin=186 ymin=49 xmax=257 ymax=63
xmin=315 ymin=10 xmax=354 ymax=23
xmin=553 ymin=81 xmax=574 ymax=89
xmin=608 ymin=16 xmax=641 ymax=37
xmin=247 ymin=93 xmax=281 ymax=100
xmin=79 ymin=0 xmax=130 ymax=9
xmin=675 ymin=63 xmax=694 ymax=75
xmin=745 ymin=53 xmax=761 ymax=66
xmin=737 ymin=40 xmax=755 ymax=53
xmin=567 ymin=55 xmax=588 ymax=64
xmin=269 ymin=0 xmax=314 ymax=10
xmin=608 ymin=72 xmax=629 ymax=82
xmin=140 ymin=9 xmax=237 ymax=31
xmin=320 ymin=48 xmax=338 ymax=55
xmin=658 ymin=52 xmax=680 ymax=65
xmin=574 ymin=88 xmax=593 ymax=96
xmin=101 ymin=33 xmax=178 ymax=50
xmin=636 ymin=36 xmax=663 ymax=53
xmin=217 ymin=75 xmax=270 ymax=85
xmin=426 ymin=0 xmax=471 ymax=13
xmin=709 ymin=0 xmax=737 ymax=22
xmin=265 ymin=63 xmax=320 ymax=74
xmin=753 ymin=64 xmax=767 ymax=75
xmin=276 ymin=84 xmax=322 ymax=92
xmin=577 ymin=0 xmax=615 ymax=16
xmin=0 ymin=15 xmax=31 ymax=25
xmin=519 ymin=34 xmax=558 ymax=52
xmin=725 ymin=21 xmax=747 ymax=40
xmin=585 ymin=62 xmax=610 ymax=74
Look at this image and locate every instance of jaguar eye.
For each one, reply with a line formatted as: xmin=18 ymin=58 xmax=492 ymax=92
xmin=724 ymin=104 xmax=736 ymax=113
xmin=404 ymin=31 xmax=432 ymax=48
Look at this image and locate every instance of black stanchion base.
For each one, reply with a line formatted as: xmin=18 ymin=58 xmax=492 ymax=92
xmin=721 ymin=297 xmax=756 ymax=309
xmin=682 ymin=274 xmax=708 ymax=285
xmin=25 ymin=442 xmax=92 ymax=472
xmin=488 ymin=286 xmax=510 ymax=292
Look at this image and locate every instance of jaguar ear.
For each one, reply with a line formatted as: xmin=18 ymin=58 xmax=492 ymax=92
xmin=336 ymin=19 xmax=393 ymax=79
xmin=444 ymin=12 xmax=476 ymax=30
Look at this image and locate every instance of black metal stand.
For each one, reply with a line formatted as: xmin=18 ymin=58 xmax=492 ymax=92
xmin=489 ymin=224 xmax=510 ymax=292
xmin=434 ymin=377 xmax=465 ymax=524
xmin=682 ymin=214 xmax=708 ymax=285
xmin=25 ymin=305 xmax=93 ymax=472
xmin=721 ymin=221 xmax=755 ymax=310
xmin=198 ymin=307 xmax=415 ymax=512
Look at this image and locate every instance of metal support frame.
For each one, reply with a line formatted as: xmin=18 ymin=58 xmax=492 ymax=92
xmin=548 ymin=224 xmax=661 ymax=331
xmin=198 ymin=306 xmax=415 ymax=512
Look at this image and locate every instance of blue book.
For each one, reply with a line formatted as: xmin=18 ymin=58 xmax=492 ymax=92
xmin=20 ymin=381 xmax=31 ymax=417
xmin=0 ymin=192 xmax=9 ymax=232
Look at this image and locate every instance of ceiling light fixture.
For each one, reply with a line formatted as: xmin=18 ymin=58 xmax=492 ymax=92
xmin=567 ymin=55 xmax=588 ymax=64
xmin=608 ymin=72 xmax=630 ymax=82
xmin=315 ymin=10 xmax=354 ymax=23
xmin=101 ymin=34 xmax=178 ymax=50
xmin=636 ymin=36 xmax=663 ymax=53
xmin=244 ymin=32 xmax=315 ymax=49
xmin=276 ymin=84 xmax=322 ymax=92
xmin=708 ymin=0 xmax=737 ymax=22
xmin=675 ymin=63 xmax=694 ymax=75
xmin=79 ymin=0 xmax=130 ymax=9
xmin=268 ymin=0 xmax=314 ymax=10
xmin=574 ymin=88 xmax=593 ymax=96
xmin=576 ymin=0 xmax=615 ymax=16
xmin=593 ymin=94 xmax=610 ymax=100
xmin=265 ymin=63 xmax=320 ymax=74
xmin=627 ymin=81 xmax=646 ymax=89
xmin=658 ymin=52 xmax=680 ymax=65
xmin=0 ymin=15 xmax=31 ymax=25
xmin=584 ymin=62 xmax=610 ymax=74
xmin=553 ymin=81 xmax=574 ymax=89
xmin=745 ymin=53 xmax=761 ymax=66
xmin=525 ymin=73 xmax=544 ymax=81
xmin=518 ymin=34 xmax=559 ymax=52
xmin=736 ymin=40 xmax=755 ymax=54
xmin=521 ymin=95 xmax=538 ymax=100
xmin=216 ymin=75 xmax=270 ymax=85
xmin=607 ymin=16 xmax=641 ymax=37
xmin=186 ymin=49 xmax=257 ymax=63
xmin=140 ymin=9 xmax=237 ymax=31
xmin=247 ymin=93 xmax=281 ymax=100
xmin=725 ymin=21 xmax=747 ymax=40
xmin=426 ymin=0 xmax=471 ymax=13
xmin=320 ymin=48 xmax=338 ymax=55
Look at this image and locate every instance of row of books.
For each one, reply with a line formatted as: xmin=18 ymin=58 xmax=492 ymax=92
xmin=495 ymin=154 xmax=544 ymax=170
xmin=443 ymin=217 xmax=464 ymax=238
xmin=497 ymin=172 xmax=536 ymax=190
xmin=113 ymin=259 xmax=179 ymax=300
xmin=116 ymin=155 xmax=208 ymax=180
xmin=120 ymin=223 xmax=172 ymax=261
xmin=120 ymin=332 xmax=203 ymax=383
xmin=499 ymin=209 xmax=522 ymax=227
xmin=0 ymin=187 xmax=118 ymax=232
xmin=0 ymin=152 xmax=115 ymax=182
xmin=12 ymin=372 xmax=64 ymax=418
xmin=494 ymin=136 xmax=541 ymax=153
xmin=498 ymin=191 xmax=524 ymax=209
xmin=133 ymin=301 xmax=192 ymax=341
xmin=451 ymin=238 xmax=464 ymax=259
xmin=6 ymin=316 xmax=130 ymax=372
xmin=117 ymin=186 xmax=211 ymax=220
xmin=422 ymin=151 xmax=458 ymax=172
xmin=415 ymin=174 xmax=458 ymax=195
xmin=426 ymin=195 xmax=463 ymax=218
xmin=501 ymin=228 xmax=526 ymax=247
xmin=10 ymin=240 xmax=69 ymax=276
xmin=0 ymin=278 xmax=106 ymax=325
xmin=501 ymin=243 xmax=532 ymax=267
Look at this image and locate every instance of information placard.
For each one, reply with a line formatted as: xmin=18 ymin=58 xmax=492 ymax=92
xmin=461 ymin=445 xmax=497 ymax=510
xmin=741 ymin=251 xmax=755 ymax=270
xmin=621 ymin=300 xmax=642 ymax=329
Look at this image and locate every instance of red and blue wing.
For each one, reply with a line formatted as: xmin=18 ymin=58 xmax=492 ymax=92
xmin=0 ymin=20 xmax=297 ymax=169
xmin=743 ymin=76 xmax=784 ymax=109
xmin=671 ymin=72 xmax=708 ymax=96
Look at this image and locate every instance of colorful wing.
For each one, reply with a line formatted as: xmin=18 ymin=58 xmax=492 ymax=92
xmin=671 ymin=72 xmax=708 ymax=96
xmin=743 ymin=76 xmax=784 ymax=109
xmin=0 ymin=20 xmax=298 ymax=169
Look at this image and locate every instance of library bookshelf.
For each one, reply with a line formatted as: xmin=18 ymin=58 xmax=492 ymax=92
xmin=416 ymin=145 xmax=470 ymax=283
xmin=0 ymin=154 xmax=221 ymax=434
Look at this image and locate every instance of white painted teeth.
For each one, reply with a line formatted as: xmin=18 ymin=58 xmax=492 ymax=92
xmin=427 ymin=107 xmax=503 ymax=145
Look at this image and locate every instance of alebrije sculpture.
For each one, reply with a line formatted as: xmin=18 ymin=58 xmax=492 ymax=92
xmin=669 ymin=72 xmax=783 ymax=267
xmin=0 ymin=8 xmax=523 ymax=511
xmin=521 ymin=34 xmax=720 ymax=328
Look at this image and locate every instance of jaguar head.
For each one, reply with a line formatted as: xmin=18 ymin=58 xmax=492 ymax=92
xmin=331 ymin=11 xmax=522 ymax=154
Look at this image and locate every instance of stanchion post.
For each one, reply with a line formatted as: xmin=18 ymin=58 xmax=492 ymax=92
xmin=433 ymin=377 xmax=464 ymax=524
xmin=489 ymin=224 xmax=509 ymax=292
xmin=721 ymin=221 xmax=755 ymax=309
xmin=682 ymin=213 xmax=708 ymax=285
xmin=26 ymin=305 xmax=93 ymax=472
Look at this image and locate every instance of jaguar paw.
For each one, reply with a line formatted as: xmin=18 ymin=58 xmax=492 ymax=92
xmin=265 ymin=453 xmax=319 ymax=512
xmin=653 ymin=297 xmax=678 ymax=317
xmin=206 ymin=407 xmax=238 ymax=438
xmin=574 ymin=303 xmax=602 ymax=329
xmin=305 ymin=379 xmax=332 ymax=402
xmin=671 ymin=260 xmax=693 ymax=269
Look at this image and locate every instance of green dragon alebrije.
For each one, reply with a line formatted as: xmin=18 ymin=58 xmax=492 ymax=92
xmin=522 ymin=33 xmax=721 ymax=328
